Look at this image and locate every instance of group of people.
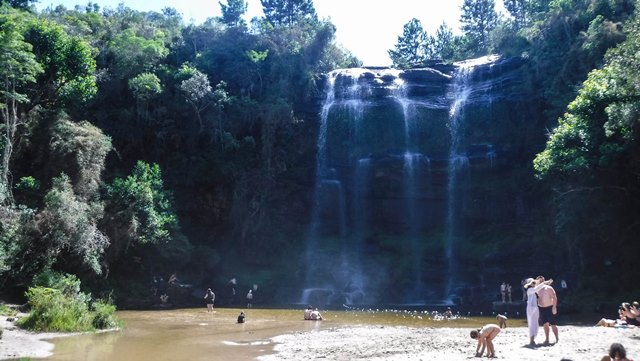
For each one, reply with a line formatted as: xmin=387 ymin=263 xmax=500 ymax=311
xmin=303 ymin=306 xmax=323 ymax=320
xmin=499 ymin=282 xmax=513 ymax=303
xmin=597 ymin=301 xmax=640 ymax=327
xmin=470 ymin=275 xmax=559 ymax=357
xmin=524 ymin=275 xmax=559 ymax=346
xmin=202 ymin=280 xmax=258 ymax=311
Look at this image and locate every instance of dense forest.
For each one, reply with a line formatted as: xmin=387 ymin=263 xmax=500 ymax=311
xmin=0 ymin=0 xmax=639 ymax=311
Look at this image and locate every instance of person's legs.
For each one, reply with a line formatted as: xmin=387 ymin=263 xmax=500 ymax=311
xmin=527 ymin=307 xmax=539 ymax=345
xmin=543 ymin=323 xmax=550 ymax=343
xmin=551 ymin=324 xmax=559 ymax=342
xmin=486 ymin=328 xmax=500 ymax=356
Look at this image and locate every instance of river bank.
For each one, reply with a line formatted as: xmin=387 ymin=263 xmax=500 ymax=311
xmin=259 ymin=324 xmax=640 ymax=360
xmin=0 ymin=313 xmax=57 ymax=359
xmin=1 ymin=308 xmax=639 ymax=360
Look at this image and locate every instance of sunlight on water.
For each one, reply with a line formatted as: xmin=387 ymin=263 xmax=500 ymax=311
xmin=46 ymin=308 xmax=521 ymax=361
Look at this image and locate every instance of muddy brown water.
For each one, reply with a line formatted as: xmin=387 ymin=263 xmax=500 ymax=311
xmin=45 ymin=308 xmax=513 ymax=361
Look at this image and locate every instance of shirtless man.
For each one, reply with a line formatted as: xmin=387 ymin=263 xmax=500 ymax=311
xmin=536 ymin=275 xmax=559 ymax=344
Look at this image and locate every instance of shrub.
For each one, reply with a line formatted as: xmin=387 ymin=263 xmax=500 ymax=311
xmin=0 ymin=304 xmax=17 ymax=316
xmin=17 ymin=271 xmax=118 ymax=332
xmin=17 ymin=287 xmax=93 ymax=332
xmin=91 ymin=299 xmax=119 ymax=329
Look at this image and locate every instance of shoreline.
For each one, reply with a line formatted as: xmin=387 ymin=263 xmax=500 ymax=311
xmin=0 ymin=314 xmax=58 ymax=360
xmin=2 ymin=309 xmax=640 ymax=360
xmin=258 ymin=324 xmax=640 ymax=360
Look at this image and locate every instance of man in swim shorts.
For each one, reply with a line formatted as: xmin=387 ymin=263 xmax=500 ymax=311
xmin=536 ymin=275 xmax=559 ymax=344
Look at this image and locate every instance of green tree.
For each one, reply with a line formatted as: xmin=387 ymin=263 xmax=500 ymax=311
xmin=260 ymin=0 xmax=316 ymax=27
xmin=434 ymin=22 xmax=456 ymax=61
xmin=246 ymin=49 xmax=268 ymax=96
xmin=178 ymin=65 xmax=229 ymax=133
xmin=128 ymin=72 xmax=162 ymax=102
xmin=38 ymin=173 xmax=110 ymax=274
xmin=504 ymin=0 xmax=529 ymax=29
xmin=219 ymin=0 xmax=247 ymax=28
xmin=27 ymin=116 xmax=113 ymax=275
xmin=0 ymin=0 xmax=36 ymax=10
xmin=128 ymin=72 xmax=162 ymax=119
xmin=49 ymin=115 xmax=112 ymax=200
xmin=388 ymin=18 xmax=428 ymax=68
xmin=0 ymin=9 xmax=42 ymax=205
xmin=460 ymin=0 xmax=498 ymax=53
xmin=103 ymin=161 xmax=181 ymax=256
xmin=23 ymin=18 xmax=97 ymax=107
xmin=534 ymin=4 xmax=640 ymax=289
xmin=107 ymin=28 xmax=168 ymax=79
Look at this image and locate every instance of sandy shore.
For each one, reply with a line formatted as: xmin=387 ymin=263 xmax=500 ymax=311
xmin=259 ymin=325 xmax=640 ymax=361
xmin=0 ymin=314 xmax=58 ymax=360
xmin=3 ymin=312 xmax=640 ymax=360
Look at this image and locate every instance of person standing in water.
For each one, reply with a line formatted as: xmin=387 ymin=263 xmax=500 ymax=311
xmin=246 ymin=289 xmax=253 ymax=308
xmin=204 ymin=288 xmax=215 ymax=312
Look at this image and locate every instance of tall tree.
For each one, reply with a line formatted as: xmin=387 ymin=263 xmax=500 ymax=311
xmin=503 ymin=0 xmax=528 ymax=30
xmin=0 ymin=0 xmax=36 ymax=10
xmin=433 ymin=22 xmax=455 ymax=61
xmin=0 ymin=10 xmax=42 ymax=205
xmin=23 ymin=18 xmax=97 ymax=107
xmin=388 ymin=18 xmax=427 ymax=69
xmin=107 ymin=28 xmax=168 ymax=79
xmin=219 ymin=0 xmax=247 ymax=28
xmin=260 ymin=0 xmax=316 ymax=27
xmin=533 ymin=3 xmax=640 ymax=288
xmin=460 ymin=0 xmax=498 ymax=53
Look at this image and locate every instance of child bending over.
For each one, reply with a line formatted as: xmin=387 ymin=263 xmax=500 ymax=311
xmin=470 ymin=323 xmax=501 ymax=358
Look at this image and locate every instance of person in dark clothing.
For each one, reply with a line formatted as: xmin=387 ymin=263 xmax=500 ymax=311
xmin=204 ymin=288 xmax=215 ymax=312
xmin=237 ymin=311 xmax=245 ymax=323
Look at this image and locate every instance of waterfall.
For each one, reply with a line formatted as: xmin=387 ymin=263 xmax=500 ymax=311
xmin=445 ymin=56 xmax=498 ymax=300
xmin=302 ymin=72 xmax=336 ymax=301
xmin=301 ymin=57 xmax=504 ymax=306
xmin=395 ymin=79 xmax=429 ymax=303
xmin=301 ymin=69 xmax=370 ymax=305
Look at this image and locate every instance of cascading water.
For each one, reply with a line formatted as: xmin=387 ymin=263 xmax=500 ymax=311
xmin=395 ymin=79 xmax=430 ymax=303
xmin=301 ymin=56 xmax=505 ymax=306
xmin=445 ymin=56 xmax=499 ymax=301
xmin=301 ymin=69 xmax=371 ymax=306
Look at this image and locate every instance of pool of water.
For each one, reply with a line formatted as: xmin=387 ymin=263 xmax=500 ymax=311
xmin=45 ymin=308 xmax=516 ymax=361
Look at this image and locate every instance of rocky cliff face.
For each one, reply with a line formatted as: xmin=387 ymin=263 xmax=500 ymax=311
xmin=298 ymin=56 xmax=548 ymax=306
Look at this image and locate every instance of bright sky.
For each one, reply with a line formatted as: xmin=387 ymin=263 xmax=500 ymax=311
xmin=36 ymin=0 xmax=501 ymax=66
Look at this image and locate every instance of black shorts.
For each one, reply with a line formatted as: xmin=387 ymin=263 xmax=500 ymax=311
xmin=538 ymin=306 xmax=557 ymax=326
xmin=626 ymin=317 xmax=640 ymax=326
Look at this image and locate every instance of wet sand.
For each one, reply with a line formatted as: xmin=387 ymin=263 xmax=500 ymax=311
xmin=2 ymin=309 xmax=639 ymax=360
